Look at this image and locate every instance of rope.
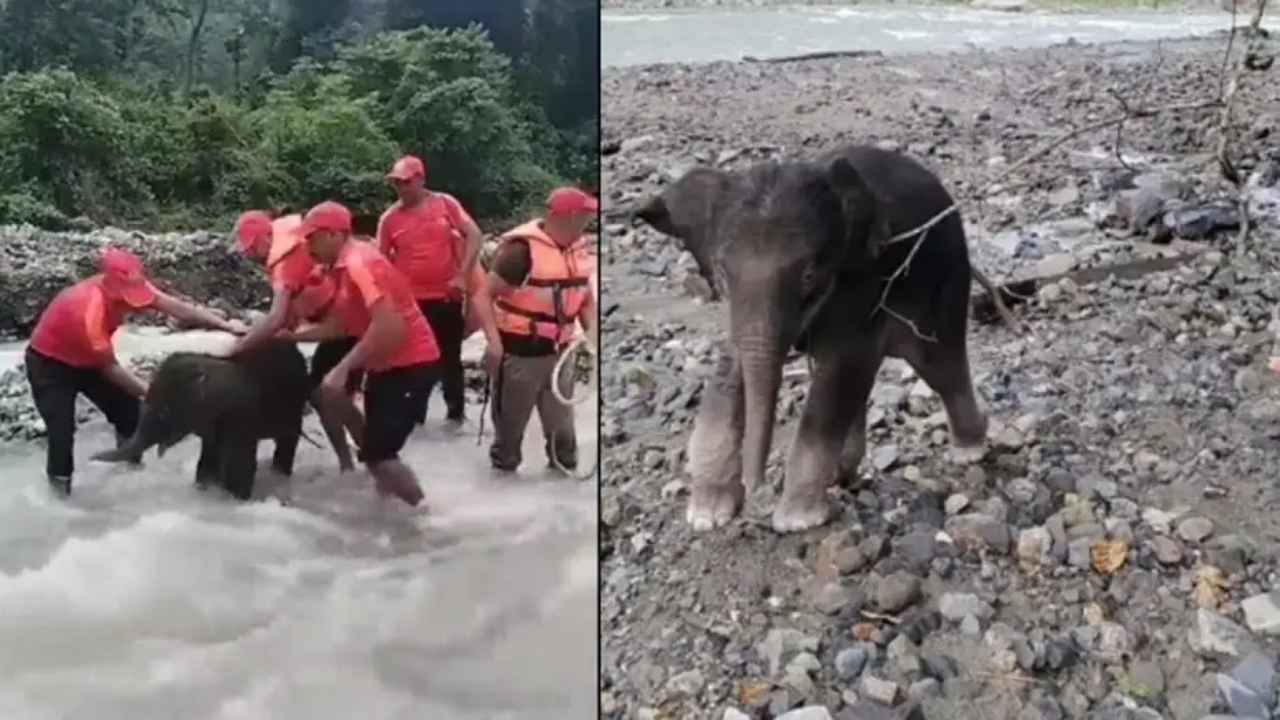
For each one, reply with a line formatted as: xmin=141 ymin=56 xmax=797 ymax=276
xmin=547 ymin=334 xmax=598 ymax=481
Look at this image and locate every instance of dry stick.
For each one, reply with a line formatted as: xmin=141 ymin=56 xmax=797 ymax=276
xmin=881 ymin=99 xmax=1224 ymax=334
xmin=1214 ymin=0 xmax=1268 ymax=247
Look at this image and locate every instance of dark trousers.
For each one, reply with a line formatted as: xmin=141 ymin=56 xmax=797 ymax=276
xmin=416 ymin=299 xmax=465 ymax=421
xmin=309 ymin=336 xmax=365 ymax=395
xmin=24 ymin=347 xmax=140 ymax=480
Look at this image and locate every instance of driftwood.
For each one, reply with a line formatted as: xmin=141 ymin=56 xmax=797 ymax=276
xmin=970 ymin=253 xmax=1200 ymax=324
xmin=742 ymin=49 xmax=884 ymax=64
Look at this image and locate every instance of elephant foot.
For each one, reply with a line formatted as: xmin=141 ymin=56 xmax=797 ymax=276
xmin=685 ymin=480 xmax=744 ymax=532
xmin=771 ymin=491 xmax=831 ymax=534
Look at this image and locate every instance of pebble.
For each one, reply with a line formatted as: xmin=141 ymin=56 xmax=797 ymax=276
xmin=1017 ymin=527 xmax=1051 ymax=565
xmin=723 ymin=710 xmax=752 ymax=720
xmin=1241 ymin=592 xmax=1280 ymax=636
xmin=1150 ymin=536 xmax=1183 ymax=564
xmin=945 ymin=493 xmax=970 ymax=515
xmin=871 ymin=445 xmax=900 ymax=471
xmin=813 ymin=582 xmax=852 ymax=615
xmin=774 ymin=707 xmax=834 ymax=720
xmin=1177 ymin=517 xmax=1215 ymax=543
xmin=938 ymin=592 xmax=995 ymax=621
xmin=876 ymin=572 xmax=922 ymax=612
xmin=861 ymin=675 xmax=899 ymax=705
xmin=1190 ymin=609 xmax=1258 ymax=658
xmin=908 ymin=678 xmax=941 ymax=702
xmin=665 ymin=669 xmax=705 ymax=698
xmin=945 ymin=514 xmax=1011 ymax=554
xmin=835 ymin=645 xmax=871 ymax=680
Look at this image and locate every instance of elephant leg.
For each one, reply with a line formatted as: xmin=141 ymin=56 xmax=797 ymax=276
xmin=836 ymin=348 xmax=886 ymax=484
xmin=195 ymin=429 xmax=220 ymax=487
xmin=684 ymin=353 xmax=745 ymax=532
xmin=271 ymin=422 xmax=300 ymax=477
xmin=218 ymin=429 xmax=259 ymax=501
xmin=897 ymin=331 xmax=987 ymax=463
xmin=773 ymin=349 xmax=878 ymax=533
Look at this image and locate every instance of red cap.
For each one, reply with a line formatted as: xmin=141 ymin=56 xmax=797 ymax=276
xmin=386 ymin=155 xmax=426 ymax=181
xmin=234 ymin=210 xmax=273 ymax=254
xmin=546 ymin=187 xmax=599 ymax=217
xmin=100 ymin=248 xmax=156 ymax=308
xmin=300 ymin=201 xmax=353 ymax=238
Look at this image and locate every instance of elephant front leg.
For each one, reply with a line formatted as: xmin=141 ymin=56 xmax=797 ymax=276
xmin=774 ymin=350 xmax=880 ymax=533
xmin=218 ymin=429 xmax=259 ymax=501
xmin=195 ymin=430 xmax=219 ymax=488
xmin=684 ymin=354 xmax=746 ymax=532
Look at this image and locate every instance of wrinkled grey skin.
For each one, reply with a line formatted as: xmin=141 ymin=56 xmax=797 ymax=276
xmin=93 ymin=341 xmax=310 ymax=500
xmin=635 ymin=144 xmax=988 ymax=533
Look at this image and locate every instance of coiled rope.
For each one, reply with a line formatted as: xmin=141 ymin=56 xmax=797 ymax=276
xmin=547 ymin=333 xmax=598 ymax=481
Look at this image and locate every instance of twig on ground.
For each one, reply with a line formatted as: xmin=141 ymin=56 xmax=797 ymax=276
xmin=860 ymin=610 xmax=902 ymax=625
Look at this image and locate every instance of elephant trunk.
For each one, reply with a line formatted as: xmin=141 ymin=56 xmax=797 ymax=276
xmin=736 ymin=326 xmax=786 ymax=493
xmin=91 ymin=431 xmax=149 ymax=464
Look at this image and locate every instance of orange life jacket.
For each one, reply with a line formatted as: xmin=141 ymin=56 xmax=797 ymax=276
xmin=493 ymin=221 xmax=595 ymax=346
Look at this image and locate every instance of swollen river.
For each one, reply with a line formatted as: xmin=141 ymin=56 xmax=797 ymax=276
xmin=0 ymin=329 xmax=597 ymax=719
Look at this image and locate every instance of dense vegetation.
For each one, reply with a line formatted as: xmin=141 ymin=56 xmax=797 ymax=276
xmin=0 ymin=0 xmax=599 ymax=231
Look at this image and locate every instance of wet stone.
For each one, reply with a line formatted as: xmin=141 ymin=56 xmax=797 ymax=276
xmin=1177 ymin=516 xmax=1214 ymax=543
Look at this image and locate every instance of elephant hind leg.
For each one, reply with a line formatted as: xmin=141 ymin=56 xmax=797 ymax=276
xmin=195 ymin=427 xmax=220 ymax=487
xmin=775 ymin=348 xmax=881 ymax=534
xmin=271 ymin=413 xmax=302 ymax=477
xmin=895 ymin=331 xmax=987 ymax=451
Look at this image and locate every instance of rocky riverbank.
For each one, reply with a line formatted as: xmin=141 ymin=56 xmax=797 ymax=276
xmin=601 ymin=0 xmax=1232 ymax=12
xmin=601 ymin=31 xmax=1280 ymax=720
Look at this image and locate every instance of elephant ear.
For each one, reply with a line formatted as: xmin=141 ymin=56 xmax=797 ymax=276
xmin=826 ymin=157 xmax=892 ymax=268
xmin=633 ymin=167 xmax=735 ymax=291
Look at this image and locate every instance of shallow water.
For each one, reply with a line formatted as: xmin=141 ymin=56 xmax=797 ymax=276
xmin=602 ymin=5 xmax=1278 ymax=67
xmin=0 ymin=330 xmax=598 ymax=719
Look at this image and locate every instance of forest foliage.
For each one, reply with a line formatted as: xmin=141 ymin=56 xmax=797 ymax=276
xmin=0 ymin=0 xmax=599 ymax=230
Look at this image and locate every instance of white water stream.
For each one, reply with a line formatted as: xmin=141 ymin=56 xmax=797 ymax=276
xmin=0 ymin=328 xmax=598 ymax=719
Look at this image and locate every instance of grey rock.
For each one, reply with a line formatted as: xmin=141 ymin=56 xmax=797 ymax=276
xmin=1071 ymin=622 xmax=1132 ymax=661
xmin=835 ymin=645 xmax=872 ymax=680
xmin=945 ymin=514 xmax=1011 ymax=554
xmin=1068 ymin=537 xmax=1095 ymax=569
xmin=877 ymin=572 xmax=922 ymax=612
xmin=1017 ymin=527 xmax=1052 ymax=566
xmin=1231 ymin=651 xmax=1277 ymax=699
xmin=938 ymin=593 xmax=995 ymax=622
xmin=1150 ymin=536 xmax=1183 ymax=564
xmin=1241 ymin=592 xmax=1280 ymax=636
xmin=861 ymin=675 xmax=899 ymax=705
xmin=776 ymin=707 xmax=835 ymax=720
xmin=945 ymin=493 xmax=970 ymax=515
xmin=872 ymin=444 xmax=900 ymax=471
xmin=1116 ymin=187 xmax=1166 ymax=230
xmin=814 ymin=582 xmax=854 ymax=615
xmin=887 ymin=634 xmax=922 ymax=675
xmin=723 ymin=709 xmax=752 ymax=720
xmin=759 ymin=629 xmax=821 ymax=677
xmin=908 ymin=678 xmax=941 ymax=702
xmin=1189 ymin=609 xmax=1258 ymax=658
xmin=1018 ymin=694 xmax=1066 ymax=720
xmin=1128 ymin=659 xmax=1166 ymax=698
xmin=960 ymin=614 xmax=982 ymax=636
xmin=665 ymin=669 xmax=705 ymax=698
xmin=1216 ymin=673 xmax=1268 ymax=718
xmin=1177 ymin=516 xmax=1214 ymax=543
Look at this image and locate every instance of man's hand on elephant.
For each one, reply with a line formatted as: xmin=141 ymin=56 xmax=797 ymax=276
xmin=224 ymin=319 xmax=249 ymax=335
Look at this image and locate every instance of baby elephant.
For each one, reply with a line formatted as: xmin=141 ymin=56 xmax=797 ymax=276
xmin=635 ymin=144 xmax=988 ymax=534
xmin=93 ymin=340 xmax=310 ymax=499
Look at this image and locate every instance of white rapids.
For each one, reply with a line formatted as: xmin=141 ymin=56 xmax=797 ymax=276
xmin=0 ymin=329 xmax=598 ymax=720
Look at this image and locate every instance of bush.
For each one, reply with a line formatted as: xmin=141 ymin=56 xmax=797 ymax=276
xmin=0 ymin=25 xmax=578 ymax=230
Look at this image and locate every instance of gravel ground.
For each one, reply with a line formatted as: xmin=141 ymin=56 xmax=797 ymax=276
xmin=600 ymin=31 xmax=1280 ymax=720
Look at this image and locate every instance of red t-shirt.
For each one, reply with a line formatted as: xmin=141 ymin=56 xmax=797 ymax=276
xmin=376 ymin=193 xmax=475 ymax=301
xmin=28 ymin=276 xmax=155 ymax=368
xmin=330 ymin=241 xmax=440 ymax=372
